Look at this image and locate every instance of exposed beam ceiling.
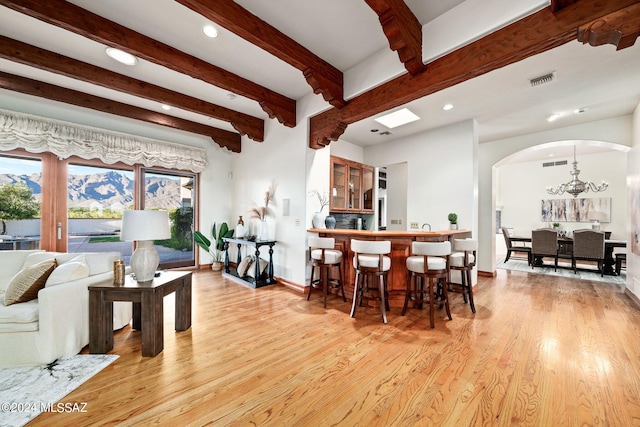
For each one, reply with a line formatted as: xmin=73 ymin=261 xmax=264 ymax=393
xmin=364 ymin=0 xmax=425 ymax=75
xmin=0 ymin=71 xmax=242 ymax=152
xmin=309 ymin=0 xmax=640 ymax=148
xmin=0 ymin=35 xmax=265 ymax=142
xmin=0 ymin=0 xmax=297 ymax=127
xmin=176 ymin=0 xmax=346 ymax=108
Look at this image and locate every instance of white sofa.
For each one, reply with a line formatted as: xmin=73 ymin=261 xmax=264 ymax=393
xmin=0 ymin=250 xmax=132 ymax=367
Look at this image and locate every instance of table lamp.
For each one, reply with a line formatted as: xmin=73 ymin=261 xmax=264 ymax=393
xmin=120 ymin=210 xmax=170 ymax=282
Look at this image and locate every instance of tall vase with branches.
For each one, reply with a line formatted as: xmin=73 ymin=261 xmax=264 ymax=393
xmin=310 ymin=190 xmax=329 ymax=228
xmin=250 ymin=184 xmax=276 ymax=240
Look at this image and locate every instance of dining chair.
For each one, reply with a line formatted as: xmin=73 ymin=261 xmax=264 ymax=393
xmin=572 ymin=229 xmax=605 ymax=276
xmin=350 ymin=239 xmax=392 ymax=323
xmin=307 ymin=237 xmax=346 ymax=308
xmin=501 ymin=226 xmax=532 ymax=265
xmin=531 ymin=228 xmax=559 ymax=271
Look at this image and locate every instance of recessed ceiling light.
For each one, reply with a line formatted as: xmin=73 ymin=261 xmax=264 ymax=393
xmin=202 ymin=24 xmax=219 ymax=38
xmin=370 ymin=129 xmax=379 ymax=133
xmin=161 ymin=104 xmax=171 ymax=111
xmin=226 ymin=93 xmax=237 ymax=100
xmin=574 ymin=107 xmax=588 ymax=114
xmin=105 ymin=47 xmax=137 ymax=66
xmin=442 ymin=103 xmax=454 ymax=111
xmin=374 ymin=108 xmax=420 ymax=129
xmin=547 ymin=113 xmax=561 ymax=122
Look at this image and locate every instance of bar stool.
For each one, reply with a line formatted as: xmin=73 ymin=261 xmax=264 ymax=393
xmin=350 ymin=239 xmax=392 ymax=323
xmin=307 ymin=237 xmax=346 ymax=308
xmin=448 ymin=238 xmax=477 ymax=313
xmin=402 ymin=241 xmax=452 ymax=328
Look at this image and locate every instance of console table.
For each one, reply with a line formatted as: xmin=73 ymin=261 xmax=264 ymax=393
xmin=89 ymin=270 xmax=192 ymax=357
xmin=222 ymin=237 xmax=277 ymax=288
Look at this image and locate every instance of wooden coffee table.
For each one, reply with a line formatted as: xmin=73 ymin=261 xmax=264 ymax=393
xmin=89 ymin=270 xmax=192 ymax=357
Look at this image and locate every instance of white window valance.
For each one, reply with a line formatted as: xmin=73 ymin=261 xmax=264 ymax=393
xmin=0 ymin=109 xmax=207 ymax=173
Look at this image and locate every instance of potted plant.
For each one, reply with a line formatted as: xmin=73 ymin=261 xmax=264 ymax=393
xmin=194 ymin=222 xmax=234 ymax=271
xmin=448 ymin=213 xmax=458 ymax=230
xmin=552 ymin=222 xmax=560 ymax=230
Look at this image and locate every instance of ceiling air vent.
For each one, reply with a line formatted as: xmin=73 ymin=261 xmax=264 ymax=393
xmin=542 ymin=160 xmax=568 ymax=167
xmin=529 ymin=72 xmax=555 ymax=87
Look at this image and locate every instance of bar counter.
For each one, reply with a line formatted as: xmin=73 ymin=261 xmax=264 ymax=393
xmin=307 ymin=228 xmax=472 ymax=307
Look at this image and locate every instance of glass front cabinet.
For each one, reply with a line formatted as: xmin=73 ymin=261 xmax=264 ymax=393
xmin=330 ymin=156 xmax=374 ymax=213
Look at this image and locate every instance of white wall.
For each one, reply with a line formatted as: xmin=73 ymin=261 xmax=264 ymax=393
xmin=364 ymin=120 xmax=478 ymax=233
xmin=479 ymin=115 xmax=633 ymax=274
xmin=628 ymin=103 xmax=640 ymax=299
xmin=498 ymin=150 xmax=628 ymax=238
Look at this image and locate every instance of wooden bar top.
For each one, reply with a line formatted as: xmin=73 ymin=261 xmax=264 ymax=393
xmin=307 ymin=228 xmax=470 ymax=238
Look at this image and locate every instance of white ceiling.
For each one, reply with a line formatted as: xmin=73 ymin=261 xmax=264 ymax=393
xmin=0 ymin=0 xmax=638 ymax=163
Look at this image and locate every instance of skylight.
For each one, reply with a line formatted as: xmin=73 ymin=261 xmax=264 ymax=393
xmin=374 ymin=108 xmax=420 ymax=129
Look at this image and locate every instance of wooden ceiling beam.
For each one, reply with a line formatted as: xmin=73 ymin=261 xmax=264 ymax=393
xmin=578 ymin=3 xmax=640 ymax=50
xmin=0 ymin=71 xmax=242 ymax=152
xmin=176 ymin=0 xmax=346 ymax=108
xmin=0 ymin=0 xmax=296 ymax=127
xmin=309 ymin=0 xmax=640 ymax=148
xmin=0 ymin=35 xmax=265 ymax=142
xmin=364 ymin=0 xmax=425 ymax=75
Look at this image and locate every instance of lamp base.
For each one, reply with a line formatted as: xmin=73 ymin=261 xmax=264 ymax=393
xmin=131 ymin=240 xmax=159 ymax=282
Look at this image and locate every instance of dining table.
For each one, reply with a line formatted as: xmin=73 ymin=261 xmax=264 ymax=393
xmin=509 ymin=234 xmax=626 ymax=276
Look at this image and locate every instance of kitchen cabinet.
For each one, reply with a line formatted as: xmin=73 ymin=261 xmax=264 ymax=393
xmin=330 ymin=156 xmax=374 ymax=213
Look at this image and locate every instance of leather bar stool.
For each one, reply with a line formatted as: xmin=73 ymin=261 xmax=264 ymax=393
xmin=307 ymin=237 xmax=346 ymax=308
xmin=448 ymin=238 xmax=477 ymax=313
xmin=402 ymin=241 xmax=452 ymax=328
xmin=350 ymin=239 xmax=392 ymax=323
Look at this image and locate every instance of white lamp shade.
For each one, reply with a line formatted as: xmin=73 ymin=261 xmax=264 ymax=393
xmin=120 ymin=210 xmax=171 ymax=241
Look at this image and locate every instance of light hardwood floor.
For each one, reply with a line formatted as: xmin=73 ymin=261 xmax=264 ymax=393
xmin=31 ymin=268 xmax=640 ymax=426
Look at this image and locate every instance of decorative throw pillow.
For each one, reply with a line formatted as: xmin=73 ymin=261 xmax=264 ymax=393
xmin=236 ymin=256 xmax=254 ymax=277
xmin=247 ymin=258 xmax=268 ymax=278
xmin=46 ymin=255 xmax=91 ymax=287
xmin=4 ymin=259 xmax=58 ymax=306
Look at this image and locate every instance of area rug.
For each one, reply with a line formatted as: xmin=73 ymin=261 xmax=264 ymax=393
xmin=0 ymin=354 xmax=118 ymax=427
xmin=497 ymin=259 xmax=626 ymax=285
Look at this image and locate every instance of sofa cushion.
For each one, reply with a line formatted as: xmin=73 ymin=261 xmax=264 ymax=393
xmin=0 ymin=250 xmax=44 ymax=292
xmin=45 ymin=255 xmax=90 ymax=287
xmin=22 ymin=252 xmax=60 ymax=269
xmin=54 ymin=252 xmax=120 ymax=276
xmin=4 ymin=259 xmax=57 ymax=306
xmin=0 ymin=299 xmax=39 ymax=324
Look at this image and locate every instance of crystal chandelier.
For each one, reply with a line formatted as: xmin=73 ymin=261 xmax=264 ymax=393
xmin=546 ymin=146 xmax=608 ymax=198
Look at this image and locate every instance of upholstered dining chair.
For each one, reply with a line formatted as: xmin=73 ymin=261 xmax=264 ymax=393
xmin=307 ymin=237 xmax=346 ymax=307
xmin=531 ymin=228 xmax=559 ymax=271
xmin=572 ymin=229 xmax=605 ymax=276
xmin=402 ymin=241 xmax=452 ymax=328
xmin=501 ymin=226 xmax=532 ymax=265
xmin=350 ymin=239 xmax=392 ymax=323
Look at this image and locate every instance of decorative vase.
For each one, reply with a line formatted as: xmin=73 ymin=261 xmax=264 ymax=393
xmin=260 ymin=219 xmax=269 ymax=241
xmin=312 ymin=212 xmax=325 ymax=229
xmin=325 ymin=216 xmax=336 ymax=229
xmin=236 ymin=215 xmax=246 ymax=238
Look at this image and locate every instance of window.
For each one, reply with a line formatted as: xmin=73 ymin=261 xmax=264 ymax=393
xmin=0 ymin=154 xmax=42 ymax=250
xmin=0 ymin=151 xmax=198 ymax=268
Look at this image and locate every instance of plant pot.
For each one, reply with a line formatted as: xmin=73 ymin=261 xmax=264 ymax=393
xmin=211 ymin=261 xmax=223 ymax=271
xmin=450 ymin=223 xmax=458 ymax=230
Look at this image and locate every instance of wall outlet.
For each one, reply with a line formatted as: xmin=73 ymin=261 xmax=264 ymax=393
xmin=295 ymin=218 xmax=300 ymax=226
xmin=410 ymin=222 xmax=419 ymax=229
xmin=390 ymin=219 xmax=402 ymax=225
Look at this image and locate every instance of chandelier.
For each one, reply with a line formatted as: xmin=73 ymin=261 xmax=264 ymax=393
xmin=546 ymin=146 xmax=608 ymax=198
